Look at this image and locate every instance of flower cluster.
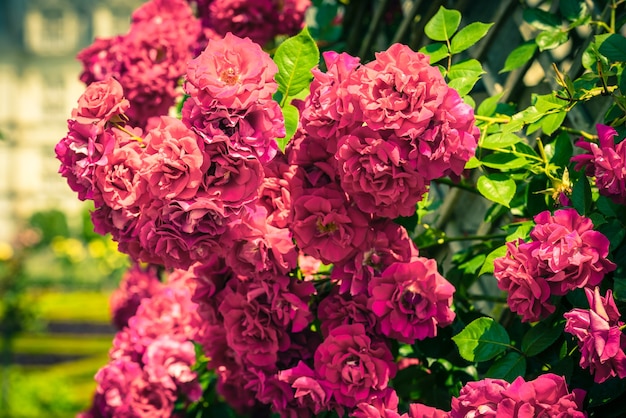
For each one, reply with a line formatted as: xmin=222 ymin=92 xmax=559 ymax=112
xmin=494 ymin=208 xmax=615 ymax=322
xmin=189 ymin=0 xmax=310 ymax=47
xmin=572 ymin=124 xmax=626 ymax=205
xmin=565 ymin=287 xmax=626 ymax=383
xmin=79 ymin=269 xmax=202 ymax=417
xmin=409 ymin=374 xmax=587 ymax=417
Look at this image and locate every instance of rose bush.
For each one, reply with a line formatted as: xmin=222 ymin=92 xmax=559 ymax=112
xmin=54 ymin=0 xmax=626 ymax=417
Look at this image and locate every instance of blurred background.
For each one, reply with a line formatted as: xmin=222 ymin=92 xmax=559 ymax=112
xmin=0 ymin=1 xmax=143 ymax=416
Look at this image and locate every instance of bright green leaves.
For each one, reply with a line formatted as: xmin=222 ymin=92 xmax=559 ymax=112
xmin=477 ymin=174 xmax=516 ymax=208
xmin=521 ymin=319 xmax=564 ymax=357
xmin=420 ymin=6 xmax=491 ymax=98
xmin=501 ymin=42 xmax=537 ymax=73
xmin=598 ymin=34 xmax=626 ymax=62
xmin=453 ymin=317 xmax=510 ymax=362
xmin=273 ymin=27 xmax=320 ymax=149
xmin=424 ymin=7 xmax=461 ymax=42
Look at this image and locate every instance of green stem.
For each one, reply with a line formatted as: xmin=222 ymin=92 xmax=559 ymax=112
xmin=558 ymin=126 xmax=597 ymax=140
xmin=475 ymin=114 xmax=511 ymax=124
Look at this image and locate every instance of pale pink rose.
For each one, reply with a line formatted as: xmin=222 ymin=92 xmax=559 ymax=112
xmin=369 ymin=258 xmax=455 ymax=343
xmin=298 ymin=252 xmax=322 ymax=281
xmin=565 ymin=287 xmax=626 ymax=383
xmin=143 ymin=116 xmax=204 ymax=201
xmin=125 ymin=371 xmax=176 ymax=418
xmin=572 ymin=124 xmax=626 ymax=205
xmin=314 ymin=323 xmax=396 ymax=408
xmin=72 ymin=77 xmax=129 ymax=129
xmin=259 ymin=152 xmax=293 ymax=229
xmin=530 ymin=209 xmax=615 ymax=295
xmin=185 ymin=32 xmax=278 ymax=110
xmin=494 ymin=239 xmax=556 ymax=323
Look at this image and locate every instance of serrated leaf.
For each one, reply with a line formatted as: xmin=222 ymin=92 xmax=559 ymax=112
xmin=424 ymin=6 xmax=462 ymax=42
xmin=477 ymin=92 xmax=505 ymax=117
xmin=452 ymin=317 xmax=511 ymax=362
xmin=480 ymin=132 xmax=522 ymax=150
xmin=486 ymin=352 xmax=527 ymax=382
xmin=278 ymin=103 xmax=299 ymax=151
xmin=598 ymin=34 xmax=626 ymax=62
xmin=523 ymin=8 xmax=561 ymax=30
xmin=522 ymin=319 xmax=564 ymax=356
xmin=501 ymin=42 xmax=537 ymax=73
xmin=450 ymin=22 xmax=494 ymax=54
xmin=419 ymin=43 xmax=448 ymax=64
xmin=274 ymin=27 xmax=320 ymax=100
xmin=478 ymin=244 xmax=507 ymax=276
xmin=536 ymin=30 xmax=569 ymax=51
xmin=477 ymin=174 xmax=516 ymax=207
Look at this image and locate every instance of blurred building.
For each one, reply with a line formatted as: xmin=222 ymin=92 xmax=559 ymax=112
xmin=0 ymin=0 xmax=144 ymax=243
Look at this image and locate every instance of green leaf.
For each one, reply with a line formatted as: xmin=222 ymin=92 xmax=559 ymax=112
xmin=465 ymin=156 xmax=482 ymax=169
xmin=522 ymin=319 xmax=564 ymax=356
xmin=598 ymin=219 xmax=626 ymax=252
xmin=477 ymin=174 xmax=516 ymax=207
xmin=480 ymin=153 xmax=529 ymax=170
xmin=480 ymin=132 xmax=522 ymax=150
xmin=452 ymin=317 xmax=511 ymax=362
xmin=560 ymin=0 xmax=587 ymax=22
xmin=598 ymin=34 xmax=626 ymax=62
xmin=424 ymin=6 xmax=462 ymax=42
xmin=545 ymin=132 xmax=573 ymax=166
xmin=450 ymin=22 xmax=494 ymax=54
xmin=523 ymin=8 xmax=561 ymax=30
xmin=278 ymin=103 xmax=299 ymax=151
xmin=447 ymin=59 xmax=484 ymax=96
xmin=478 ymin=244 xmax=507 ymax=276
xmin=536 ymin=30 xmax=569 ymax=51
xmin=419 ymin=43 xmax=449 ymax=64
xmin=476 ymin=92 xmax=505 ymax=117
xmin=501 ymin=42 xmax=537 ymax=73
xmin=274 ymin=27 xmax=320 ymax=100
xmin=486 ymin=352 xmax=527 ymax=382
xmin=571 ymin=174 xmax=592 ymax=215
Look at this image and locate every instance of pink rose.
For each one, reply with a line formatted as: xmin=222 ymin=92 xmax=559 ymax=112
xmin=494 ymin=239 xmax=555 ymax=322
xmin=72 ymin=77 xmax=129 ymax=129
xmin=408 ymin=403 xmax=449 ymax=418
xmin=185 ymin=32 xmax=278 ymax=110
xmin=206 ymin=0 xmax=276 ymax=46
xmin=369 ymin=258 xmax=456 ymax=343
xmin=109 ymin=263 xmax=162 ymax=330
xmin=317 ymin=288 xmax=377 ymax=338
xmin=572 ymin=124 xmax=626 ymax=205
xmin=291 ymin=184 xmax=370 ymax=264
xmin=143 ymin=116 xmax=204 ymax=201
xmin=450 ymin=378 xmax=509 ymax=417
xmin=278 ymin=361 xmax=332 ymax=415
xmin=530 ymin=209 xmax=615 ymax=295
xmin=336 ymin=127 xmax=428 ymax=217
xmin=565 ymin=287 xmax=626 ymax=383
xmin=314 ymin=323 xmax=396 ymax=408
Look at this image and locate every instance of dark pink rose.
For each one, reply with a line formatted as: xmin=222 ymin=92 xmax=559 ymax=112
xmin=369 ymin=258 xmax=455 ymax=343
xmin=314 ymin=323 xmax=396 ymax=408
xmin=572 ymin=124 xmax=626 ymax=205
xmin=76 ymin=36 xmax=124 ymax=86
xmin=353 ymin=388 xmax=405 ymax=418
xmin=499 ymin=374 xmax=586 ymax=417
xmin=494 ymin=239 xmax=555 ymax=322
xmin=291 ymin=184 xmax=370 ymax=264
xmin=276 ymin=0 xmax=311 ymax=35
xmin=93 ymin=359 xmax=143 ymax=416
xmin=143 ymin=116 xmax=204 ymax=201
xmin=565 ymin=287 xmax=626 ymax=383
xmin=336 ymin=127 xmax=428 ymax=218
xmin=332 ymin=219 xmax=418 ymax=296
xmin=185 ymin=32 xmax=278 ymax=110
xmin=279 ymin=361 xmax=332 ymax=416
xmin=126 ymin=371 xmax=176 ymax=418
xmin=72 ymin=77 xmax=129 ymax=129
xmin=109 ymin=263 xmax=162 ymax=330
xmin=317 ymin=287 xmax=377 ymax=338
xmin=408 ymin=403 xmax=449 ymax=418
xmin=530 ymin=209 xmax=615 ymax=295
xmin=451 ymin=378 xmax=509 ymax=417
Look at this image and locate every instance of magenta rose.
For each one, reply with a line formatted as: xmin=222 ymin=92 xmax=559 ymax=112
xmin=369 ymin=258 xmax=456 ymax=343
xmin=494 ymin=239 xmax=556 ymax=322
xmin=206 ymin=0 xmax=276 ymax=46
xmin=143 ymin=116 xmax=204 ymax=201
xmin=278 ymin=361 xmax=333 ymax=415
xmin=93 ymin=359 xmax=143 ymax=416
xmin=336 ymin=127 xmax=429 ymax=218
xmin=317 ymin=288 xmax=377 ymax=338
xmin=572 ymin=124 xmax=626 ymax=205
xmin=109 ymin=263 xmax=162 ymax=330
xmin=530 ymin=208 xmax=615 ymax=295
xmin=353 ymin=388 xmax=404 ymax=418
xmin=72 ymin=77 xmax=129 ymax=129
xmin=408 ymin=403 xmax=450 ymax=418
xmin=450 ymin=378 xmax=509 ymax=417
xmin=185 ymin=32 xmax=278 ymax=110
xmin=314 ymin=323 xmax=396 ymax=408
xmin=291 ymin=184 xmax=370 ymax=264
xmin=564 ymin=287 xmax=626 ymax=383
